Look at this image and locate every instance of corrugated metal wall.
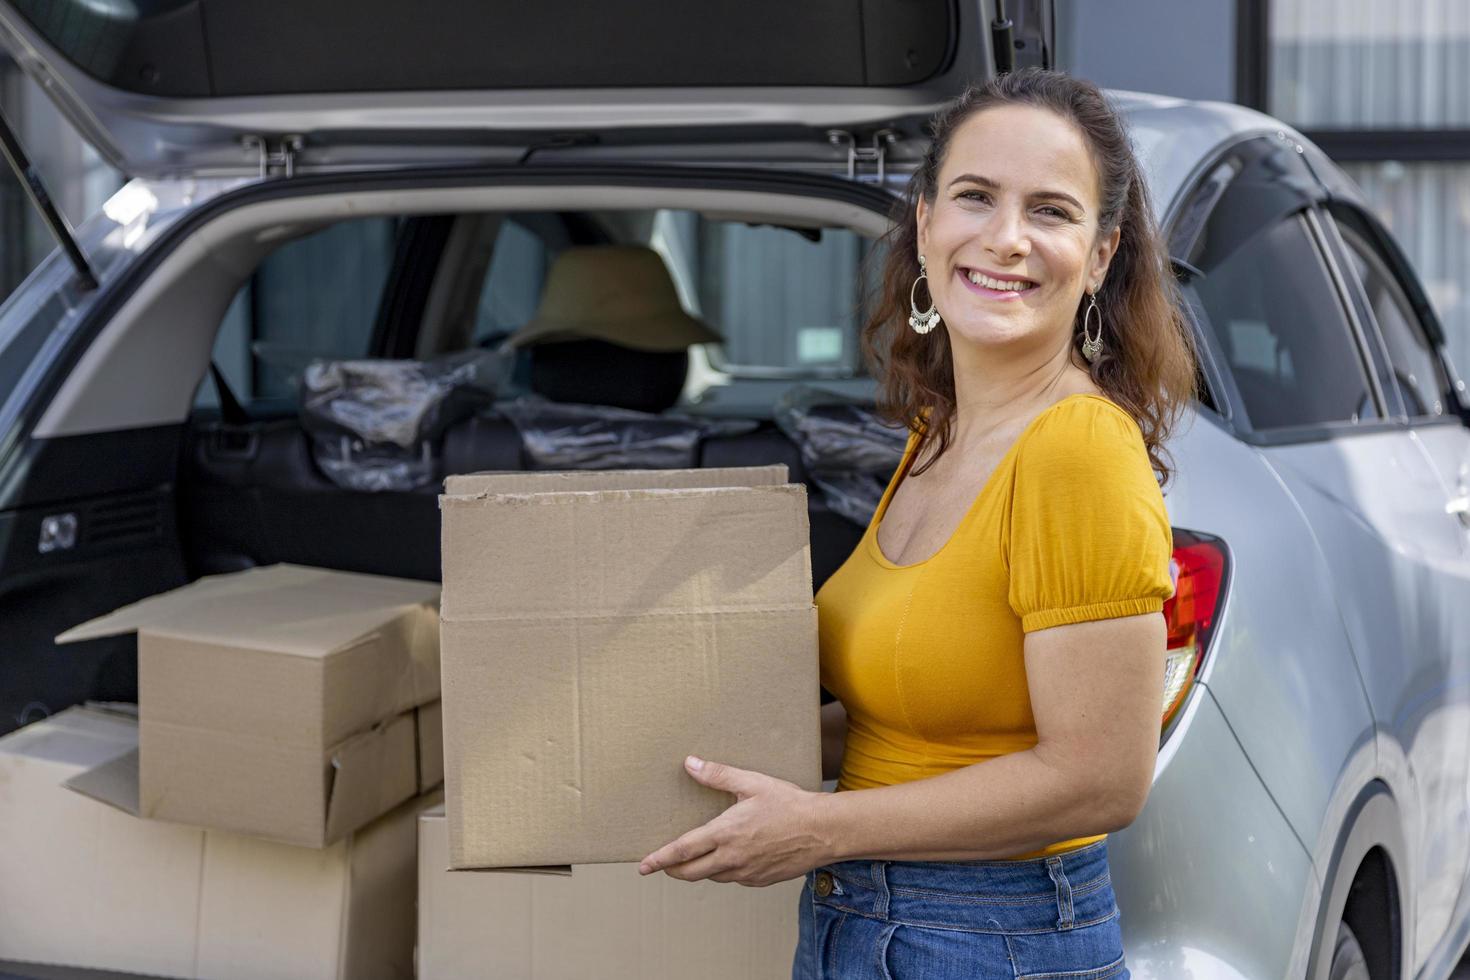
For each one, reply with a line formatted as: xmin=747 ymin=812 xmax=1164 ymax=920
xmin=1341 ymin=161 xmax=1470 ymax=376
xmin=1271 ymin=0 xmax=1470 ymax=374
xmin=1271 ymin=0 xmax=1470 ymax=128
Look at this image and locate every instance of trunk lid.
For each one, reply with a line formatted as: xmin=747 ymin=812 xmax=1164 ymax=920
xmin=0 ymin=0 xmax=1054 ymax=179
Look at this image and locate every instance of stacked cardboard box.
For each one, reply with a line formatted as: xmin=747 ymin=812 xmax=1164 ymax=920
xmin=0 ymin=704 xmax=437 ymax=979
xmin=437 ymin=465 xmax=823 ymax=869
xmin=416 ymin=804 xmax=804 ymax=980
xmin=0 ymin=563 xmax=446 ymax=977
xmin=54 ymin=563 xmax=443 ymax=847
xmin=7 ymin=462 xmax=823 ymax=975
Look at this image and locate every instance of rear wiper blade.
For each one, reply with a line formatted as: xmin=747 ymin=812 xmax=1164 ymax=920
xmin=0 ymin=107 xmax=98 ymax=291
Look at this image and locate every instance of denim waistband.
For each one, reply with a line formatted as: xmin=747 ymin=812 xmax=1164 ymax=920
xmin=807 ymin=839 xmax=1116 ymax=936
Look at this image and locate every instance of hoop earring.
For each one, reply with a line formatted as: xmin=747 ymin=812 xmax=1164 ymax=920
xmin=1081 ymin=291 xmax=1104 ymax=363
xmin=909 ymin=255 xmax=941 ymax=335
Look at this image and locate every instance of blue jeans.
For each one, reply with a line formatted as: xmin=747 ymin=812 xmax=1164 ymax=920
xmin=791 ymin=839 xmax=1128 ymax=979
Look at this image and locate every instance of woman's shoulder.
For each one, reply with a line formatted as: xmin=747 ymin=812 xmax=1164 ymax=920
xmin=1016 ymin=392 xmax=1153 ymax=479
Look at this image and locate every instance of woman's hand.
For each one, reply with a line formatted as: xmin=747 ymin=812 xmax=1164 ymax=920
xmin=638 ymin=756 xmax=830 ymax=887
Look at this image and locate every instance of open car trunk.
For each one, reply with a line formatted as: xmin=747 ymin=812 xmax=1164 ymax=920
xmin=0 ymin=165 xmax=902 ymax=733
xmin=0 ymin=0 xmax=1054 ymax=177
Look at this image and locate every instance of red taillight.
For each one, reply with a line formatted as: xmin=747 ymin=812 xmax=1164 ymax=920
xmin=1160 ymin=531 xmax=1228 ymax=730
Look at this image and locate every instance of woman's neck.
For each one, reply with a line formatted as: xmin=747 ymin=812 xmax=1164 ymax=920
xmin=948 ymin=334 xmax=1093 ymax=442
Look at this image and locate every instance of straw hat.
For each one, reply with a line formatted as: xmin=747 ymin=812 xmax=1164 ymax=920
xmin=508 ymin=245 xmax=723 ymax=352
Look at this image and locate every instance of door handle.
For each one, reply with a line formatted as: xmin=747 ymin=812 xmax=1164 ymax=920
xmin=1446 ymin=494 xmax=1470 ymax=526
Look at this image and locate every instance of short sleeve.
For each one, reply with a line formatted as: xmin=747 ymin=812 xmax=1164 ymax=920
xmin=1005 ymin=399 xmax=1174 ymax=633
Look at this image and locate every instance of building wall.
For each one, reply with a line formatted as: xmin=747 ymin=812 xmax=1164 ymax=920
xmin=1057 ymin=0 xmax=1237 ymax=102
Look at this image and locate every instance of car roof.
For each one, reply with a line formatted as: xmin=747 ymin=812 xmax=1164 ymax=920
xmin=1109 ymin=90 xmax=1316 ymax=220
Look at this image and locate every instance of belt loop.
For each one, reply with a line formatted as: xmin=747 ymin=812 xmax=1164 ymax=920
xmin=872 ymin=861 xmax=891 ymax=919
xmin=1045 ymin=856 xmax=1075 ymax=930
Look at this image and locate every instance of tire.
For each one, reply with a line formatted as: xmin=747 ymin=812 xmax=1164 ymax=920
xmin=1329 ymin=921 xmax=1372 ymax=980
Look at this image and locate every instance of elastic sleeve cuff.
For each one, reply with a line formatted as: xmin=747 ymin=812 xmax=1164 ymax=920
xmin=1020 ymin=597 xmax=1164 ymax=633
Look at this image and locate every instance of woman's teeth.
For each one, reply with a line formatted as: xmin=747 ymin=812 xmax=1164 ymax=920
xmin=966 ymin=270 xmax=1034 ymax=291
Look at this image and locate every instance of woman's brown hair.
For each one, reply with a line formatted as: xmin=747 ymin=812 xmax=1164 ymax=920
xmin=862 ymin=68 xmax=1198 ymax=484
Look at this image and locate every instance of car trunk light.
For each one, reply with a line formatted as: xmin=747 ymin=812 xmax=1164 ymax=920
xmin=1160 ymin=531 xmax=1228 ymax=731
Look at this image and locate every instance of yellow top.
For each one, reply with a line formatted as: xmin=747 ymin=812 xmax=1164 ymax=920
xmin=816 ymin=393 xmax=1174 ymax=859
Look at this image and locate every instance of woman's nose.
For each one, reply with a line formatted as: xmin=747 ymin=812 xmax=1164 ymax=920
xmin=983 ymin=206 xmax=1031 ymax=261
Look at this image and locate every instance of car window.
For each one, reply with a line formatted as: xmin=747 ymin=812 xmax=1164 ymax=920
xmin=459 ymin=209 xmax=876 ymax=385
xmin=654 ymin=211 xmax=875 ymax=378
xmin=1334 ymin=219 xmax=1449 ymax=419
xmin=198 ymin=217 xmax=397 ymax=410
xmin=1188 ymin=213 xmax=1376 ymax=430
xmin=471 ymin=219 xmax=558 ymax=348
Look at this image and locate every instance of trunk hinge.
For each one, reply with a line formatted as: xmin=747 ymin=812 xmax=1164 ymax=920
xmin=826 ymin=129 xmax=898 ymax=183
xmin=241 ymin=134 xmax=305 ymax=178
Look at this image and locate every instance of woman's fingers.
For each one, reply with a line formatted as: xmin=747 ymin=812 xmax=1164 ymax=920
xmin=639 ymin=824 xmax=718 ymax=875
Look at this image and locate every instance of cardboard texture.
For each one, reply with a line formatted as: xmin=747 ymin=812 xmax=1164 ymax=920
xmin=63 ymin=701 xmax=443 ymax=839
xmin=0 ymin=706 xmax=438 ymax=980
xmin=54 ymin=563 xmax=441 ymax=846
xmin=439 ymin=465 xmax=822 ymax=869
xmin=416 ymin=806 xmax=802 ymax=979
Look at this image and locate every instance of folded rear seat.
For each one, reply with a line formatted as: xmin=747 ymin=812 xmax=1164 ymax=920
xmin=443 ymin=413 xmax=525 ymax=474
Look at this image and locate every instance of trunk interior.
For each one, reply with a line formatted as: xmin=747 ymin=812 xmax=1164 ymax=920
xmin=4 ymin=172 xmax=900 ymax=731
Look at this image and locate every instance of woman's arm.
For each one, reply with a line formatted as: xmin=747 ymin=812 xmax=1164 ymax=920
xmin=639 ymin=612 xmax=1165 ymax=884
xmin=820 ymin=699 xmax=847 ymax=783
xmin=815 ymin=612 xmax=1166 ymax=861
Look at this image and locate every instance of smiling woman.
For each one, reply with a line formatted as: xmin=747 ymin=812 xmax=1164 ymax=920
xmin=637 ymin=69 xmax=1198 ymax=980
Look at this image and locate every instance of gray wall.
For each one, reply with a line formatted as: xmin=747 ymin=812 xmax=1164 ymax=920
xmin=1057 ymin=0 xmax=1237 ymax=102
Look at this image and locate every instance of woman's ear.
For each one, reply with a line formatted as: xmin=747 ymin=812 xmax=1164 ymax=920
xmin=916 ymin=195 xmax=930 ymax=256
xmin=1090 ymin=224 xmax=1121 ymax=289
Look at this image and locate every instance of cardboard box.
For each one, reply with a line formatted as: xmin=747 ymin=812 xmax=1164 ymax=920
xmin=0 ymin=705 xmax=437 ymax=980
xmin=439 ymin=465 xmax=822 ymax=869
xmin=54 ymin=563 xmax=441 ymax=847
xmin=416 ymin=805 xmax=802 ymax=979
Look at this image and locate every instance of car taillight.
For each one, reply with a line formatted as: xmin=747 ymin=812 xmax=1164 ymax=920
xmin=1160 ymin=530 xmax=1228 ymax=731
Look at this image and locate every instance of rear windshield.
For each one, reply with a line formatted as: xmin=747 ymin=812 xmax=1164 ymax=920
xmin=198 ymin=206 xmax=881 ymax=418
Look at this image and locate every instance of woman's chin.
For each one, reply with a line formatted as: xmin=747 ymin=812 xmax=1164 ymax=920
xmin=941 ymin=320 xmax=1036 ymax=352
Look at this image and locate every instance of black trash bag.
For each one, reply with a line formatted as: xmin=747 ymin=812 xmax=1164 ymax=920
xmin=774 ymin=385 xmax=910 ymax=526
xmin=301 ymin=349 xmax=506 ymax=491
xmin=497 ymin=395 xmax=758 ymax=471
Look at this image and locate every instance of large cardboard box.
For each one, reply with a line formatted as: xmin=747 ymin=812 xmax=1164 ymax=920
xmin=416 ymin=805 xmax=802 ymax=979
xmin=439 ymin=465 xmax=822 ymax=869
xmin=0 ymin=705 xmax=436 ymax=980
xmin=54 ymin=563 xmax=442 ymax=847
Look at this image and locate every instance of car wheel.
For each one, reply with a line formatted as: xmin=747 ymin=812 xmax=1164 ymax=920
xmin=1329 ymin=921 xmax=1372 ymax=980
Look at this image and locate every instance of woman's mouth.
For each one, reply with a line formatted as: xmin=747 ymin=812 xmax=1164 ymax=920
xmin=955 ymin=267 xmax=1040 ymax=301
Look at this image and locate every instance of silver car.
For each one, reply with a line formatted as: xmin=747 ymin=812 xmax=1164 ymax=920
xmin=0 ymin=3 xmax=1467 ymax=979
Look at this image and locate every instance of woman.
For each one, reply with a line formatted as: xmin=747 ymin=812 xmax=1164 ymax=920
xmin=639 ymin=68 xmax=1197 ymax=978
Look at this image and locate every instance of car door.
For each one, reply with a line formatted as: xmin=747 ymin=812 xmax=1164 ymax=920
xmin=1321 ymin=201 xmax=1470 ymax=960
xmin=1174 ymin=133 xmax=1468 ymax=972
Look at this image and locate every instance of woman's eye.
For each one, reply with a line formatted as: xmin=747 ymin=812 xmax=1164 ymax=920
xmin=958 ymin=190 xmax=991 ymax=204
xmin=1037 ymin=206 xmax=1068 ymax=220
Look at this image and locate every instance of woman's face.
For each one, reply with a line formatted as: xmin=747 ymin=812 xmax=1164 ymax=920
xmin=916 ymin=104 xmax=1119 ymax=359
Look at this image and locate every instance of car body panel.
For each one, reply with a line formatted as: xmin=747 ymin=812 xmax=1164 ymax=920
xmin=1112 ymin=687 xmax=1318 ymax=980
xmin=1262 ymin=431 xmax=1470 ymax=971
xmin=1152 ymin=408 xmax=1376 ymax=869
